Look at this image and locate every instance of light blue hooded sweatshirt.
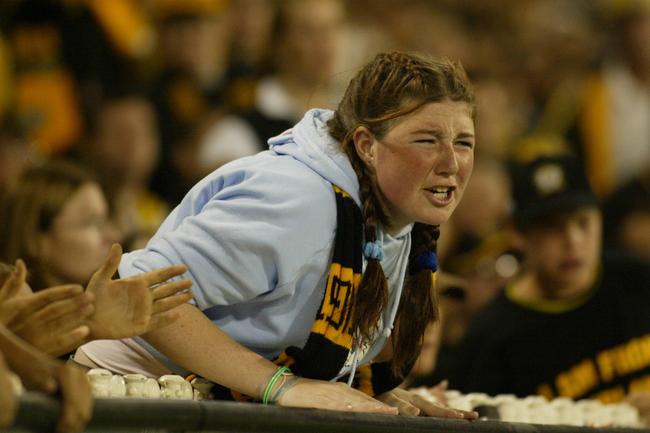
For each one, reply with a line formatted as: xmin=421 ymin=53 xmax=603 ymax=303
xmin=119 ymin=109 xmax=413 ymax=378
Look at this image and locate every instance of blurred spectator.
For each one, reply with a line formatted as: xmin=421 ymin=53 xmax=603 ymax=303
xmin=61 ymin=0 xmax=155 ymax=117
xmin=578 ymin=0 xmax=650 ymax=195
xmin=438 ymin=156 xmax=517 ymax=318
xmin=603 ymin=170 xmax=650 ymax=263
xmin=0 ymin=33 xmax=11 ymax=121
xmin=412 ymin=159 xmax=518 ymax=389
xmin=148 ymin=0 xmax=233 ymax=206
xmin=447 ymin=154 xmax=650 ymax=419
xmin=512 ymin=0 xmax=598 ymax=134
xmin=222 ymin=0 xmax=277 ymax=110
xmin=0 ymin=160 xmax=119 ymax=290
xmin=196 ymin=0 xmax=346 ymax=172
xmin=473 ymin=78 xmax=527 ymax=157
xmin=82 ymin=92 xmax=166 ymax=249
xmin=5 ymin=1 xmax=84 ymax=155
xmin=0 ymin=126 xmax=38 ymax=197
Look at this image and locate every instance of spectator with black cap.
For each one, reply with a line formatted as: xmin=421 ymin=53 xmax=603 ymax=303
xmin=446 ymin=153 xmax=650 ymax=425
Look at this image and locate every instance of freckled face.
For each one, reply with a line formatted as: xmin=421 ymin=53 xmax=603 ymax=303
xmin=364 ymin=100 xmax=475 ymax=234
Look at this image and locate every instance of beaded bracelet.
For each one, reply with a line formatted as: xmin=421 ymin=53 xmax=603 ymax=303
xmin=262 ymin=366 xmax=292 ymax=405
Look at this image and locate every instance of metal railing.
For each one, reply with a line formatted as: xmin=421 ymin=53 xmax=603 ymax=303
xmin=5 ymin=393 xmax=650 ymax=433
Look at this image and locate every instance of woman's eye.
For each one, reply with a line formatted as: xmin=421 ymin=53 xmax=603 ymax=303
xmin=456 ymin=141 xmax=474 ymax=148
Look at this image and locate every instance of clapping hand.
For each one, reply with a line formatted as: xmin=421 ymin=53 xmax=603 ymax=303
xmin=86 ymin=244 xmax=193 ymax=340
xmin=0 ymin=261 xmax=94 ymax=356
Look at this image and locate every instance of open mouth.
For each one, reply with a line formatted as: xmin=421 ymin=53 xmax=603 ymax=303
xmin=424 ymin=186 xmax=456 ymax=203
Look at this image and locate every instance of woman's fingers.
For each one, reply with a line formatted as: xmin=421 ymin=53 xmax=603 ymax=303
xmin=35 ymin=294 xmax=93 ymax=326
xmin=0 ymin=353 xmax=17 ymax=428
xmin=377 ymin=388 xmax=478 ymax=419
xmin=410 ymin=393 xmax=477 ymax=419
xmin=427 ymin=379 xmax=449 ymax=405
xmin=10 ymin=285 xmax=87 ymax=324
xmin=151 ymin=279 xmax=192 ymax=301
xmin=0 ymin=260 xmax=26 ymax=303
xmin=152 ymin=288 xmax=193 ymax=315
xmin=54 ymin=364 xmax=93 ymax=433
xmin=132 ymin=265 xmax=188 ymax=287
xmin=44 ymin=325 xmax=91 ymax=357
xmin=12 ymin=294 xmax=93 ymax=356
xmin=382 ymin=392 xmax=420 ymax=416
xmin=87 ymin=244 xmax=123 ymax=290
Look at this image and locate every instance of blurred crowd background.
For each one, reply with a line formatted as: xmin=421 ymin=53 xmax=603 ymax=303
xmin=0 ymin=0 xmax=649 ymax=384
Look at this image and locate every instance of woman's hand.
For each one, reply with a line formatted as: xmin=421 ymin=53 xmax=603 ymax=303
xmin=86 ymin=244 xmax=193 ymax=340
xmin=0 ymin=351 xmax=17 ymax=429
xmin=0 ymin=325 xmax=93 ymax=433
xmin=51 ymin=362 xmax=94 ymax=433
xmin=0 ymin=260 xmax=27 ymax=305
xmin=1 ymin=262 xmax=94 ymax=356
xmin=626 ymin=392 xmax=650 ymax=426
xmin=277 ymin=378 xmax=398 ymax=415
xmin=377 ymin=387 xmax=478 ymax=419
xmin=9 ymin=287 xmax=94 ymax=356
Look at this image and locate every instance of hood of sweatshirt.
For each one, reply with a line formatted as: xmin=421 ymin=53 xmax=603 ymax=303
xmin=268 ymin=109 xmax=361 ymax=206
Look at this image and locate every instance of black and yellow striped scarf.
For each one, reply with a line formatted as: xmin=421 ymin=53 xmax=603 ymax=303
xmin=213 ymin=185 xmax=403 ymax=401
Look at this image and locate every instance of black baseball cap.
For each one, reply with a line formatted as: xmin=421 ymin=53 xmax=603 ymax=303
xmin=510 ymin=154 xmax=599 ymax=229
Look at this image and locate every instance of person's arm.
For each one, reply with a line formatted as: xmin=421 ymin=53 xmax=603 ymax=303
xmin=0 ymin=324 xmax=92 ymax=433
xmin=0 ymin=262 xmax=94 ymax=356
xmin=144 ymin=303 xmax=397 ymax=414
xmin=0 ymin=350 xmax=17 ymax=429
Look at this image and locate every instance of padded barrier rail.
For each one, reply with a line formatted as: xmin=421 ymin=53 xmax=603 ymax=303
xmin=5 ymin=392 xmax=650 ymax=433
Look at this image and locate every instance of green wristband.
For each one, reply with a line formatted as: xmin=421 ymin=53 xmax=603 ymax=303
xmin=262 ymin=366 xmax=291 ymax=405
xmin=270 ymin=375 xmax=299 ymax=404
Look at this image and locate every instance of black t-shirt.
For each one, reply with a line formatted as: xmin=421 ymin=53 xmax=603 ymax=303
xmin=449 ymin=254 xmax=650 ymax=402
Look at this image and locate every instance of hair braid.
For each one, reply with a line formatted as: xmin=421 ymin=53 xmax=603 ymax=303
xmin=390 ymin=224 xmax=439 ymax=378
xmin=345 ymin=144 xmax=389 ymax=342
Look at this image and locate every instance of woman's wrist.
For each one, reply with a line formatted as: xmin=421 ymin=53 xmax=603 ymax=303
xmin=270 ymin=374 xmax=300 ymax=405
xmin=262 ymin=366 xmax=294 ymax=404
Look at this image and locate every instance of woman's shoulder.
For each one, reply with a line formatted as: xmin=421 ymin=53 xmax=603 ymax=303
xmin=193 ymin=152 xmax=337 ymax=208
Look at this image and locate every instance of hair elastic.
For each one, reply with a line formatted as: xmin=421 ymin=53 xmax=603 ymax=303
xmin=262 ymin=366 xmax=292 ymax=405
xmin=415 ymin=250 xmax=438 ymax=272
xmin=363 ymin=240 xmax=384 ymax=261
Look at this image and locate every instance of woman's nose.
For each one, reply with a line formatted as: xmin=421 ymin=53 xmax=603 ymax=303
xmin=434 ymin=142 xmax=459 ymax=175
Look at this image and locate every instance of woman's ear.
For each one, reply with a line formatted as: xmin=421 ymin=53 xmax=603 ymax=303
xmin=352 ymin=126 xmax=376 ymax=167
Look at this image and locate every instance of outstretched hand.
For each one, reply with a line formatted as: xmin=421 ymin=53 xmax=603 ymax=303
xmin=86 ymin=244 xmax=193 ymax=340
xmin=0 ymin=260 xmax=94 ymax=356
